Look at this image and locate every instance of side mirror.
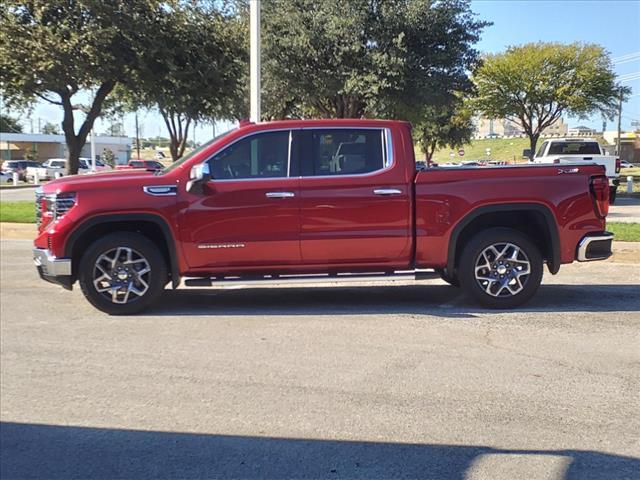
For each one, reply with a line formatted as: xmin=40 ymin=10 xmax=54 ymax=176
xmin=186 ymin=162 xmax=211 ymax=193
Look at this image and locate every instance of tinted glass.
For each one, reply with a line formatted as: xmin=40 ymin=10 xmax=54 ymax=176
xmin=536 ymin=142 xmax=548 ymax=157
xmin=548 ymin=142 xmax=601 ymax=155
xmin=51 ymin=161 xmax=66 ymax=168
xmin=209 ymin=131 xmax=290 ymax=180
xmin=130 ymin=161 xmax=145 ymax=168
xmin=302 ymin=129 xmax=384 ymax=176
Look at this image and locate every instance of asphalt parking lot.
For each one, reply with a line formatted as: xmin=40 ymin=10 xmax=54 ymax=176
xmin=1 ymin=238 xmax=639 ymax=479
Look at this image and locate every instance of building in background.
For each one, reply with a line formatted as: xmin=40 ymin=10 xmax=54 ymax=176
xmin=602 ymin=131 xmax=640 ymax=163
xmin=0 ymin=133 xmax=132 ymax=164
xmin=567 ymin=125 xmax=597 ymax=136
xmin=474 ymin=117 xmax=568 ymax=138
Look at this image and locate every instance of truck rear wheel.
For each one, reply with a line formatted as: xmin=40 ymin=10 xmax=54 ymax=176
xmin=458 ymin=228 xmax=543 ymax=309
xmin=78 ymin=232 xmax=167 ymax=315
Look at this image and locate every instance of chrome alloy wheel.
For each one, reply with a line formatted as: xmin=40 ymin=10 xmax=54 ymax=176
xmin=474 ymin=242 xmax=531 ymax=297
xmin=93 ymin=247 xmax=151 ymax=304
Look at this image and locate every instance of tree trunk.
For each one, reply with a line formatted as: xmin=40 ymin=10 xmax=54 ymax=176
xmin=161 ymin=108 xmax=192 ymax=161
xmin=59 ymin=81 xmax=116 ymax=175
xmin=528 ymin=133 xmax=540 ymax=162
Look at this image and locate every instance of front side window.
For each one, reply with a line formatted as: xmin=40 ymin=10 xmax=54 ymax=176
xmin=209 ymin=131 xmax=290 ymax=180
xmin=302 ymin=129 xmax=385 ymax=176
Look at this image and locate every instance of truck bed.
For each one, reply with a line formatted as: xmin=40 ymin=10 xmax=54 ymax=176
xmin=413 ymin=163 xmax=606 ymax=268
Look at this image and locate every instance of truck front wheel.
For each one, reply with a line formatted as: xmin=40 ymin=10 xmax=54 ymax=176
xmin=458 ymin=228 xmax=543 ymax=309
xmin=78 ymin=232 xmax=167 ymax=315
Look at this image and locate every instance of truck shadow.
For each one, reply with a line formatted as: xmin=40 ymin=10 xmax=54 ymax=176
xmin=146 ymin=283 xmax=640 ymax=317
xmin=2 ymin=422 xmax=638 ymax=479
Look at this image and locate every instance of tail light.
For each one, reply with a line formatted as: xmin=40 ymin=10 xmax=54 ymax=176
xmin=615 ymin=158 xmax=621 ymax=173
xmin=589 ymin=175 xmax=609 ymax=219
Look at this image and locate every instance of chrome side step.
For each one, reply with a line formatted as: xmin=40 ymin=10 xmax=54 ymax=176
xmin=183 ymin=270 xmax=439 ymax=288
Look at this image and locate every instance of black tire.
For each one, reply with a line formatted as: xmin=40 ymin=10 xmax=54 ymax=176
xmin=78 ymin=232 xmax=167 ymax=315
xmin=609 ymin=186 xmax=617 ymax=205
xmin=458 ymin=227 xmax=543 ymax=309
xmin=435 ymin=268 xmax=459 ymax=287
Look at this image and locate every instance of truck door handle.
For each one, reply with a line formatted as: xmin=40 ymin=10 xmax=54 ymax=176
xmin=373 ymin=189 xmax=402 ymax=196
xmin=266 ymin=191 xmax=295 ymax=198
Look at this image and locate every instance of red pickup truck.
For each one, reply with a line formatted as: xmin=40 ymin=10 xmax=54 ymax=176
xmin=33 ymin=119 xmax=613 ymax=314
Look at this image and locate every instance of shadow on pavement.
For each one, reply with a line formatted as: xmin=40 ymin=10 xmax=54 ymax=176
xmin=1 ymin=422 xmax=638 ymax=479
xmin=143 ymin=283 xmax=640 ymax=317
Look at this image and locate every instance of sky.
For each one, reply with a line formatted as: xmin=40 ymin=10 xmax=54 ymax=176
xmin=12 ymin=0 xmax=640 ymax=144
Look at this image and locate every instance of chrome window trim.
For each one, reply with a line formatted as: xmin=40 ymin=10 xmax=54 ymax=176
xmin=287 ymin=130 xmax=293 ymax=178
xmin=204 ymin=128 xmax=293 ymax=183
xmin=199 ymin=125 xmax=395 ymax=182
xmin=298 ymin=126 xmax=394 ymax=180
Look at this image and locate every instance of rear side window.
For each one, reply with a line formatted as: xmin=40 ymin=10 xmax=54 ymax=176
xmin=536 ymin=142 xmax=548 ymax=157
xmin=548 ymin=142 xmax=600 ymax=155
xmin=300 ymin=129 xmax=385 ymax=176
xmin=130 ymin=161 xmax=145 ymax=168
xmin=51 ymin=161 xmax=66 ymax=168
xmin=209 ymin=131 xmax=290 ymax=180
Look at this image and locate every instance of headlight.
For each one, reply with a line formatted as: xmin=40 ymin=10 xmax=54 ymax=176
xmin=36 ymin=191 xmax=76 ymax=228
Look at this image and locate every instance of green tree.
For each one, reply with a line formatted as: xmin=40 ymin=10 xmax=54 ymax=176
xmin=102 ymin=147 xmax=115 ymax=167
xmin=0 ymin=1 xmax=161 ymax=174
xmin=41 ymin=121 xmax=60 ymax=135
xmin=262 ymin=0 xmax=488 ymax=121
xmin=414 ymin=100 xmax=474 ymax=165
xmin=473 ymin=42 xmax=626 ymax=159
xmin=124 ymin=2 xmax=248 ymax=161
xmin=0 ymin=113 xmax=22 ymax=133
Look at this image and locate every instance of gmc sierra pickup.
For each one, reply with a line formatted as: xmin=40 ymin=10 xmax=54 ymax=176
xmin=33 ymin=119 xmax=613 ymax=314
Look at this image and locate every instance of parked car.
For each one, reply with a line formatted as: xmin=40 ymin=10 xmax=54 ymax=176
xmin=33 ymin=119 xmax=613 ymax=315
xmin=115 ymin=159 xmax=165 ymax=172
xmin=2 ymin=160 xmax=41 ymax=181
xmin=0 ymin=171 xmax=13 ymax=184
xmin=620 ymin=160 xmax=634 ymax=169
xmin=531 ymin=138 xmax=620 ymax=202
xmin=27 ymin=158 xmax=111 ymax=181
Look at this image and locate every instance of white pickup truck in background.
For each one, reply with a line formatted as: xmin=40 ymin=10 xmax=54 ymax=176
xmin=532 ymin=138 xmax=620 ymax=202
xmin=26 ymin=158 xmax=111 ymax=181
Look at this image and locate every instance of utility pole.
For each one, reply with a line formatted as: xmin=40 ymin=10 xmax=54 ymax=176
xmin=250 ymin=0 xmax=261 ymax=122
xmin=135 ymin=112 xmax=140 ymax=158
xmin=90 ymin=129 xmax=96 ymax=171
xmin=616 ymin=88 xmax=623 ymax=156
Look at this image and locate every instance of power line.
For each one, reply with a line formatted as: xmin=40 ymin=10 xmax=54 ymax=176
xmin=614 ymin=56 xmax=640 ymax=65
xmin=613 ymin=51 xmax=640 ymax=62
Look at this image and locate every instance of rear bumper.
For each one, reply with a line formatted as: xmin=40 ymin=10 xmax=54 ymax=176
xmin=33 ymin=248 xmax=74 ymax=289
xmin=576 ymin=232 xmax=614 ymax=262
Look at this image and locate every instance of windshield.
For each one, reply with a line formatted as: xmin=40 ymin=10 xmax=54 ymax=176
xmin=161 ymin=128 xmax=236 ymax=174
xmin=548 ymin=142 xmax=601 ymax=155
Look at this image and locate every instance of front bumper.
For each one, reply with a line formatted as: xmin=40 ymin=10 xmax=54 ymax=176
xmin=576 ymin=232 xmax=614 ymax=262
xmin=33 ymin=248 xmax=74 ymax=289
